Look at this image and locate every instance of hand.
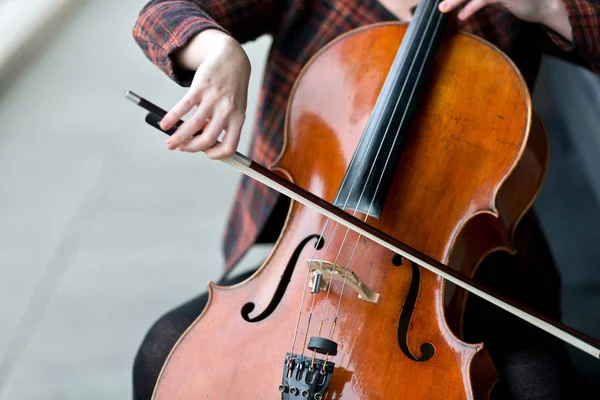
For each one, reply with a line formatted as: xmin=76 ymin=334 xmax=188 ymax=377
xmin=439 ymin=0 xmax=567 ymax=24
xmin=439 ymin=0 xmax=572 ymax=41
xmin=160 ymin=30 xmax=251 ymax=159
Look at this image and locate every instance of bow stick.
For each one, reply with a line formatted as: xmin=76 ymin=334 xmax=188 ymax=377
xmin=125 ymin=90 xmax=600 ymax=359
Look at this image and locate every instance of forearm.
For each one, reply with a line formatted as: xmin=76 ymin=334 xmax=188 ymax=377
xmin=540 ymin=0 xmax=573 ymax=42
xmin=133 ymin=0 xmax=282 ymax=85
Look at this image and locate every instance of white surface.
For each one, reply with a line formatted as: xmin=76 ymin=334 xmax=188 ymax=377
xmin=0 ymin=0 xmax=79 ymax=76
xmin=0 ymin=0 xmax=272 ymax=398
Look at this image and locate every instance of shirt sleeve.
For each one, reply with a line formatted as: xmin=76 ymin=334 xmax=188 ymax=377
xmin=132 ymin=0 xmax=282 ymax=85
xmin=541 ymin=0 xmax=600 ymax=73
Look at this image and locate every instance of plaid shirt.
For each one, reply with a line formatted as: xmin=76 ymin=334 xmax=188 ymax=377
xmin=133 ymin=0 xmax=600 ymax=273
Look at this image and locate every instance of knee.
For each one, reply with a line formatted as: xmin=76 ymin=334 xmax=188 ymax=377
xmin=494 ymin=346 xmax=571 ymax=400
xmin=132 ymin=313 xmax=190 ymax=400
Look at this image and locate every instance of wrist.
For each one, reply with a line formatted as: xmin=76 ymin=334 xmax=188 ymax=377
xmin=175 ymin=29 xmax=237 ymax=71
xmin=539 ymin=0 xmax=573 ymax=42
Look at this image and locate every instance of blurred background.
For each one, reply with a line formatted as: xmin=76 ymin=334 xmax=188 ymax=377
xmin=0 ymin=0 xmax=598 ymax=398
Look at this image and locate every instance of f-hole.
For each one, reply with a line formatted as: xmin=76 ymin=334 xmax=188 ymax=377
xmin=397 ymin=260 xmax=435 ymax=361
xmin=241 ymin=234 xmax=324 ymax=322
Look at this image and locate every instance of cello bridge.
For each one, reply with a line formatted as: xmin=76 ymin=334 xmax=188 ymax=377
xmin=307 ymin=259 xmax=380 ymax=303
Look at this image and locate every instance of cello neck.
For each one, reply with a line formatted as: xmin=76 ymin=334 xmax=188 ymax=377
xmin=333 ymin=0 xmax=448 ymax=218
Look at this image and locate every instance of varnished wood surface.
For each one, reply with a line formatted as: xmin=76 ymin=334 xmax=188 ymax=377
xmin=445 ymin=111 xmax=549 ymax=337
xmin=152 ymin=22 xmax=541 ymax=399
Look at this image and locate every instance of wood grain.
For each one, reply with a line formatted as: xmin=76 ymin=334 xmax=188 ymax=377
xmin=152 ymin=22 xmax=545 ymax=399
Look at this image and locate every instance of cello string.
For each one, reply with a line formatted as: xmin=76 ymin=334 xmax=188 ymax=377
xmin=327 ymin=6 xmax=446 ymax=342
xmin=293 ymin=17 xmax=432 ymax=356
xmin=288 ymin=2 xmax=435 ymax=356
xmin=292 ymin=0 xmax=443 ymax=360
xmin=287 ymin=41 xmax=404 ymax=356
xmin=302 ymin=0 xmax=442 ymax=357
xmin=287 ymin=62 xmax=399 ymax=356
xmin=289 ymin=100 xmax=398 ymax=358
xmin=288 ymin=85 xmax=394 ymax=357
xmin=289 ymin=34 xmax=417 ymax=358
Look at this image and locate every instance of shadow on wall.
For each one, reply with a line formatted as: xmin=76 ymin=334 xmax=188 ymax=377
xmin=532 ymin=55 xmax=600 ymax=394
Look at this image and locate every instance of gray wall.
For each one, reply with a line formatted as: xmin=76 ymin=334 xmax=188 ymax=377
xmin=533 ymin=57 xmax=600 ymax=391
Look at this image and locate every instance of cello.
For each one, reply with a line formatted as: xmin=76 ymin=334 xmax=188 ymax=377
xmin=127 ymin=0 xmax=600 ymax=397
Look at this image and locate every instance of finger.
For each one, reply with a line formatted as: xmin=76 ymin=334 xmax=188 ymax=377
xmin=177 ymin=135 xmax=194 ymax=152
xmin=166 ymin=105 xmax=211 ymax=150
xmin=438 ymin=0 xmax=469 ymax=13
xmin=179 ymin=98 xmax=235 ymax=152
xmin=179 ymin=110 xmax=228 ymax=153
xmin=457 ymin=0 xmax=492 ymax=19
xmin=160 ymin=91 xmax=201 ymax=131
xmin=203 ymin=114 xmax=244 ymax=160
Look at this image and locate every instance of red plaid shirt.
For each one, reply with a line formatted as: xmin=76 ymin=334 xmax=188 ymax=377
xmin=133 ymin=0 xmax=600 ymax=273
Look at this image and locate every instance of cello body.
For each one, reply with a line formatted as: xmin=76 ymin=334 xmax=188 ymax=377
xmin=151 ymin=21 xmax=548 ymax=399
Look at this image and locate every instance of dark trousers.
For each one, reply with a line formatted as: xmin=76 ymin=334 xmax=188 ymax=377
xmin=132 ymin=199 xmax=575 ymax=399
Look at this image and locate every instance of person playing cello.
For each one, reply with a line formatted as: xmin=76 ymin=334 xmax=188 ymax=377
xmin=130 ymin=0 xmax=600 ymax=398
